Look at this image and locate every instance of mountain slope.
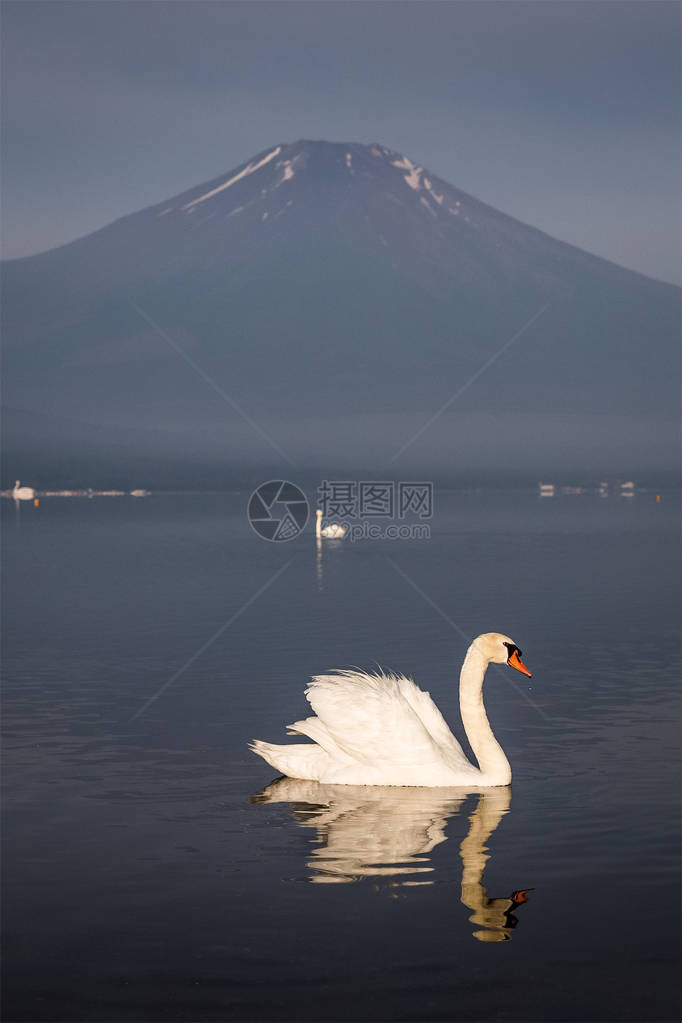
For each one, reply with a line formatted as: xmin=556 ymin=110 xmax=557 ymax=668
xmin=2 ymin=140 xmax=679 ymax=484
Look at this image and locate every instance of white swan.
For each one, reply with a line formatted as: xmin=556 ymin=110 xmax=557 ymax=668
xmin=12 ymin=480 xmax=35 ymax=500
xmin=250 ymin=632 xmax=532 ymax=787
xmin=315 ymin=509 xmax=347 ymax=539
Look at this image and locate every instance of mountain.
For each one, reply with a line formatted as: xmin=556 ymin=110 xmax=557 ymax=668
xmin=2 ymin=140 xmax=679 ymax=486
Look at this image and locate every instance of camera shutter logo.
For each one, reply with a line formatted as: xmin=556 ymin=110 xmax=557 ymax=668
xmin=248 ymin=481 xmax=309 ymax=541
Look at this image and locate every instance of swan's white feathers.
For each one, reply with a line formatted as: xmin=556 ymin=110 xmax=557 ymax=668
xmin=396 ymin=676 xmax=470 ymax=763
xmin=319 ymin=523 xmax=347 ymax=538
xmin=286 ymin=715 xmax=354 ymax=762
xmin=248 ymin=739 xmax=330 ymax=780
xmin=304 ymin=670 xmax=472 ymax=773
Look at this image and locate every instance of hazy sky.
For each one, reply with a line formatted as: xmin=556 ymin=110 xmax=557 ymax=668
xmin=2 ymin=0 xmax=680 ymax=283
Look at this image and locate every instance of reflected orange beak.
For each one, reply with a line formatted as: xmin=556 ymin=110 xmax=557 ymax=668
xmin=508 ymin=649 xmax=532 ymax=677
xmin=510 ymin=888 xmax=534 ymax=904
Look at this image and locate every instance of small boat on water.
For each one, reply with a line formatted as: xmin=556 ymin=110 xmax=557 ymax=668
xmin=538 ymin=483 xmax=555 ymax=497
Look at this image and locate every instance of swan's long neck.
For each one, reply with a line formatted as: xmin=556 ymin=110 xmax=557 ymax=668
xmin=315 ymin=514 xmax=321 ymax=538
xmin=459 ymin=645 xmax=511 ymax=785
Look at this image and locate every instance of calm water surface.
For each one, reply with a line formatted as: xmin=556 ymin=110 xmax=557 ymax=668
xmin=3 ymin=491 xmax=680 ymax=1021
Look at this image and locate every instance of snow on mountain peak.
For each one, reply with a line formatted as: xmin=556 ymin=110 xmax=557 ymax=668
xmin=278 ymin=159 xmax=296 ymax=182
xmin=182 ymin=145 xmax=282 ymax=211
xmin=391 ymin=154 xmax=425 ymax=193
xmin=151 ymin=140 xmax=468 ymax=231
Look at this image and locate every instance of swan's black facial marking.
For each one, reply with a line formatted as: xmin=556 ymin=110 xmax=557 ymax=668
xmin=504 ymin=642 xmax=522 ymax=662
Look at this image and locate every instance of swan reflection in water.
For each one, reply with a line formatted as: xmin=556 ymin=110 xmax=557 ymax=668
xmin=251 ymin=780 xmax=532 ymax=941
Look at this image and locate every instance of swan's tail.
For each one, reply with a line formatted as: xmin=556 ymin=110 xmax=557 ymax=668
xmin=249 ymin=739 xmax=328 ymax=781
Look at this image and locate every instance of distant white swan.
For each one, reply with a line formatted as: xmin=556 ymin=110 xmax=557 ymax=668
xmin=315 ymin=509 xmax=347 ymax=539
xmin=250 ymin=632 xmax=532 ymax=786
xmin=13 ymin=480 xmax=35 ymax=501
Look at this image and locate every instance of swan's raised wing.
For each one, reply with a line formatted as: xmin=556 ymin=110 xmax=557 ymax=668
xmin=396 ymin=676 xmax=470 ymax=763
xmin=304 ymin=670 xmax=473 ymax=773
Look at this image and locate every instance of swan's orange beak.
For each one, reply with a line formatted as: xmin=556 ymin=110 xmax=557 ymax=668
xmin=508 ymin=650 xmax=532 ymax=677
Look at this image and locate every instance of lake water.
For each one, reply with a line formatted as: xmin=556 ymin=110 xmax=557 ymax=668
xmin=3 ymin=489 xmax=680 ymax=1021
